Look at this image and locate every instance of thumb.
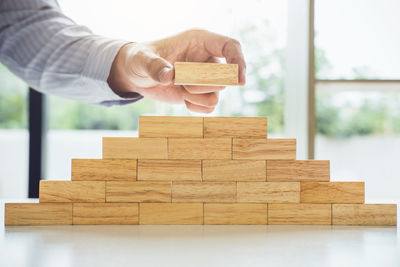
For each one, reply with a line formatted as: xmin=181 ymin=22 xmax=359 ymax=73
xmin=145 ymin=54 xmax=174 ymax=85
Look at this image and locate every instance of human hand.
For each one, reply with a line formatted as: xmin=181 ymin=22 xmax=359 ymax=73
xmin=107 ymin=29 xmax=246 ymax=113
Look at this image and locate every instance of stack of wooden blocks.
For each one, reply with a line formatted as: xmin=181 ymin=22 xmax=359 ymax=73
xmin=5 ymin=116 xmax=397 ymax=226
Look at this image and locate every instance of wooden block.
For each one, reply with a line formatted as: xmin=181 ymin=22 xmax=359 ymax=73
xmin=204 ymin=203 xmax=268 ymax=225
xmin=168 ymin=138 xmax=231 ymax=159
xmin=174 ymin=62 xmax=238 ymax=86
xmin=73 ymin=203 xmax=138 ymax=225
xmin=268 ymin=203 xmax=332 ymax=225
xmin=71 ymin=159 xmax=136 ymax=181
xmin=140 ymin=203 xmax=203 ymax=224
xmin=106 ymin=181 xmax=171 ymax=202
xmin=204 ymin=117 xmax=267 ymax=138
xmin=237 ymin=182 xmax=300 ymax=203
xmin=138 ymin=160 xmax=201 ymax=181
xmin=301 ymin=182 xmax=364 ymax=203
xmin=172 ymin=182 xmax=236 ymax=202
xmin=333 ymin=204 xmax=397 ymax=226
xmin=267 ymin=160 xmax=330 ymax=182
xmin=139 ymin=116 xmax=203 ymax=138
xmin=203 ymin=160 xmax=266 ymax=182
xmin=5 ymin=203 xmax=72 ymax=225
xmin=292 ymin=161 xmax=330 ymax=181
xmin=233 ymin=139 xmax=296 ymax=160
xmin=39 ymin=181 xmax=105 ymax=203
xmin=102 ymin=137 xmax=167 ymax=159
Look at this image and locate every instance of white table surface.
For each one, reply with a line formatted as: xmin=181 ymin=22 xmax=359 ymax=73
xmin=1 ymin=199 xmax=399 ymax=267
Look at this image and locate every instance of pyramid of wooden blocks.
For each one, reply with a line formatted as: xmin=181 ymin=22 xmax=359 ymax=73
xmin=5 ymin=116 xmax=397 ymax=226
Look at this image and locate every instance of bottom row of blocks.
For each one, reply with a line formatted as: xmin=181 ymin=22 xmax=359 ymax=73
xmin=5 ymin=203 xmax=397 ymax=226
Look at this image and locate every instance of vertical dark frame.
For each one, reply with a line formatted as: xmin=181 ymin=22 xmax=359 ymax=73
xmin=28 ymin=88 xmax=45 ymax=198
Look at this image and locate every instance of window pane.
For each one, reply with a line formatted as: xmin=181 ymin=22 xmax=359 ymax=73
xmin=315 ymin=85 xmax=400 ymax=202
xmin=315 ymin=0 xmax=400 ymax=79
xmin=0 ymin=64 xmax=29 ymax=198
xmin=45 ymin=0 xmax=288 ymax=180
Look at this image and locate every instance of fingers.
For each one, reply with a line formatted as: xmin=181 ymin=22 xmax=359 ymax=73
xmin=182 ymin=90 xmax=219 ymax=108
xmin=145 ymin=56 xmax=174 ymax=85
xmin=185 ymin=100 xmax=215 ymax=114
xmin=180 ymin=75 xmax=219 ymax=113
xmin=221 ymin=40 xmax=246 ymax=85
xmin=191 ymin=29 xmax=247 ymax=85
xmin=183 ymin=85 xmax=225 ymax=94
xmin=181 ymin=86 xmax=219 ymax=113
xmin=134 ymin=48 xmax=174 ymax=86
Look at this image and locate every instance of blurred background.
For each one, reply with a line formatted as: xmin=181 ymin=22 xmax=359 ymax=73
xmin=1 ymin=0 xmax=399 ymax=203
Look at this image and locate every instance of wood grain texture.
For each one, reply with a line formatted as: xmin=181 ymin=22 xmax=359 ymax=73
xmin=5 ymin=203 xmax=72 ymax=225
xmin=172 ymin=182 xmax=236 ymax=202
xmin=237 ymin=182 xmax=300 ymax=203
xmin=168 ymin=138 xmax=232 ymax=159
xmin=138 ymin=160 xmax=201 ymax=181
xmin=39 ymin=181 xmax=105 ymax=203
xmin=268 ymin=203 xmax=332 ymax=225
xmin=139 ymin=203 xmax=203 ymax=224
xmin=204 ymin=117 xmax=267 ymax=138
xmin=333 ymin=204 xmax=397 ymax=226
xmin=203 ymin=160 xmax=266 ymax=182
xmin=301 ymin=182 xmax=364 ymax=203
xmin=267 ymin=160 xmax=330 ymax=182
xmin=106 ymin=181 xmax=171 ymax=202
xmin=139 ymin=116 xmax=203 ymax=138
xmin=73 ymin=203 xmax=138 ymax=225
xmin=204 ymin=203 xmax=268 ymax=224
xmin=174 ymin=62 xmax=238 ymax=86
xmin=71 ymin=159 xmax=136 ymax=181
xmin=102 ymin=137 xmax=167 ymax=159
xmin=233 ymin=139 xmax=296 ymax=160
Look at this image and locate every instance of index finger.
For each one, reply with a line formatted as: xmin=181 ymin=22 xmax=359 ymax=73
xmin=200 ymin=31 xmax=246 ymax=85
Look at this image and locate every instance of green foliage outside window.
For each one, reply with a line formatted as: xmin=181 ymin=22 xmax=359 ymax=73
xmin=0 ymin=64 xmax=27 ymax=129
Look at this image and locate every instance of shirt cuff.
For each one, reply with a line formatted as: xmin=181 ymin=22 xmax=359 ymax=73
xmin=81 ymin=36 xmax=142 ymax=105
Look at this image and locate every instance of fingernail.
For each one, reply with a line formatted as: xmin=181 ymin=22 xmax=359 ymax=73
xmin=159 ymin=67 xmax=173 ymax=83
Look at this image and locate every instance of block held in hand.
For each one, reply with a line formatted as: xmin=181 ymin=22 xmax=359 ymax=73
xmin=174 ymin=62 xmax=239 ymax=86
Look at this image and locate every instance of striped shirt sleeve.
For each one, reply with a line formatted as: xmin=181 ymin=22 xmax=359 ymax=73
xmin=0 ymin=0 xmax=143 ymax=106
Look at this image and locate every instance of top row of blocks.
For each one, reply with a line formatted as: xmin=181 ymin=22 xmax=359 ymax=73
xmin=139 ymin=116 xmax=268 ymax=138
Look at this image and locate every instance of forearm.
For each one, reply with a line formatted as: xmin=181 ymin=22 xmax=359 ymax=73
xmin=0 ymin=0 xmax=142 ymax=105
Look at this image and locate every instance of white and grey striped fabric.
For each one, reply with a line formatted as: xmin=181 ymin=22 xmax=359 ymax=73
xmin=0 ymin=0 xmax=142 ymax=106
